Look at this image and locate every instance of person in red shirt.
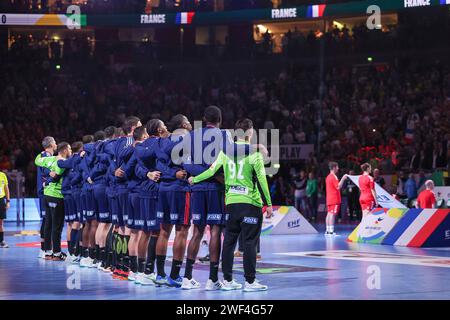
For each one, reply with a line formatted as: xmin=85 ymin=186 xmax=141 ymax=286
xmin=325 ymin=162 xmax=348 ymax=236
xmin=359 ymin=163 xmax=378 ymax=218
xmin=416 ymin=180 xmax=436 ymax=209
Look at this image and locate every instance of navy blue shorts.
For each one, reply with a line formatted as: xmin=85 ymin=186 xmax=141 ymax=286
xmin=157 ymin=191 xmax=191 ymax=225
xmin=64 ymin=195 xmax=77 ymax=223
xmin=115 ymin=189 xmax=128 ymax=227
xmin=38 ymin=195 xmax=46 ymax=218
xmin=127 ymin=192 xmax=140 ymax=229
xmin=72 ymin=189 xmax=82 ymax=223
xmin=82 ymin=189 xmax=96 ymax=221
xmin=108 ymin=189 xmax=119 ymax=226
xmin=191 ymin=190 xmax=226 ymax=226
xmin=139 ymin=193 xmax=159 ymax=232
xmin=94 ymin=186 xmax=110 ymax=223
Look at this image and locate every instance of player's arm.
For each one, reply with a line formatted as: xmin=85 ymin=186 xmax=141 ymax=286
xmin=191 ymin=151 xmax=225 ymax=184
xmin=253 ymin=153 xmax=273 ymax=217
xmin=338 ymin=174 xmax=348 ymax=189
xmin=34 ymin=154 xmax=54 ymax=169
xmin=370 ymin=179 xmax=378 ymax=206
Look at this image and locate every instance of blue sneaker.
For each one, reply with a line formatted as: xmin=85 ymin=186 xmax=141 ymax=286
xmin=167 ymin=276 xmax=183 ymax=288
xmin=154 ymin=275 xmax=168 ymax=286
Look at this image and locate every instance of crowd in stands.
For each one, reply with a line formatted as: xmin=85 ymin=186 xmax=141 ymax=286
xmin=1 ymin=25 xmax=450 ymax=208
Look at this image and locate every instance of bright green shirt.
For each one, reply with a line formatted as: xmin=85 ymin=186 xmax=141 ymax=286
xmin=306 ymin=179 xmax=318 ymax=197
xmin=193 ymin=141 xmax=272 ymax=207
xmin=34 ymin=155 xmax=65 ymax=199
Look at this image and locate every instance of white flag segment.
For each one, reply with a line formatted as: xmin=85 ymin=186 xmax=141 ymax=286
xmin=347 ymin=175 xmax=407 ymax=209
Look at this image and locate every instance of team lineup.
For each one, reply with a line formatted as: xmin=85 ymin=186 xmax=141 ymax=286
xmin=34 ymin=106 xmax=274 ymax=292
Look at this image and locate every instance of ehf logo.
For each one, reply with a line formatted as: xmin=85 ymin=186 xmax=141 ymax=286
xmin=192 ymin=214 xmax=201 ymax=221
xmin=207 ymin=214 xmax=222 ymax=221
xmin=288 ymin=219 xmax=301 ymax=229
xmin=445 ymin=230 xmax=450 ymax=240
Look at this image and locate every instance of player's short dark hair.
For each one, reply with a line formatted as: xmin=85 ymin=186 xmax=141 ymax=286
xmin=133 ymin=126 xmax=147 ymax=141
xmin=168 ymin=114 xmax=187 ymax=132
xmin=57 ymin=142 xmax=70 ymax=154
xmin=82 ymin=135 xmax=94 ymax=144
xmin=104 ymin=126 xmax=116 ymax=139
xmin=71 ymin=141 xmax=83 ymax=153
xmin=146 ymin=119 xmax=163 ymax=136
xmin=94 ymin=130 xmax=106 ymax=142
xmin=122 ymin=116 xmax=141 ymax=134
xmin=235 ymin=118 xmax=254 ymax=139
xmin=361 ymin=163 xmax=371 ymax=172
xmin=114 ymin=127 xmax=125 ymax=137
xmin=203 ymin=106 xmax=222 ymax=125
xmin=328 ymin=161 xmax=338 ymax=170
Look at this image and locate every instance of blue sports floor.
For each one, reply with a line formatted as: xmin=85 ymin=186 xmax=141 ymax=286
xmin=1 ymin=222 xmax=450 ymax=300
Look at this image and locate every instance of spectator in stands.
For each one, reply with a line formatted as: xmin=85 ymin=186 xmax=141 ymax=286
xmin=373 ymin=168 xmax=385 ymax=189
xmin=416 ymin=180 xmax=436 ymax=209
xmin=306 ymin=172 xmax=318 ymax=222
xmin=293 ymin=171 xmax=308 ymax=217
xmin=405 ymin=173 xmax=418 ymax=208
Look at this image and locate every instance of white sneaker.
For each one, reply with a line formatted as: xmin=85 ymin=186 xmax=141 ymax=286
xmin=221 ymin=279 xmax=242 ymax=291
xmin=128 ymin=271 xmax=137 ymax=282
xmin=0 ymin=241 xmax=9 ymax=248
xmin=72 ymin=255 xmax=81 ymax=264
xmin=38 ymin=250 xmax=46 ymax=259
xmin=244 ymin=279 xmax=268 ymax=292
xmin=205 ymin=279 xmax=223 ymax=291
xmin=80 ymin=257 xmax=94 ymax=268
xmin=181 ymin=277 xmax=201 ymax=290
xmin=325 ymin=231 xmax=337 ymax=236
xmin=139 ymin=273 xmax=156 ymax=286
xmin=65 ymin=254 xmax=74 ymax=263
xmin=134 ymin=273 xmax=143 ymax=285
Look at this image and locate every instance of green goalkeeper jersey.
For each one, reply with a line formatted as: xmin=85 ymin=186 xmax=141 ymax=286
xmin=192 ymin=141 xmax=272 ymax=208
xmin=35 ymin=154 xmax=65 ymax=199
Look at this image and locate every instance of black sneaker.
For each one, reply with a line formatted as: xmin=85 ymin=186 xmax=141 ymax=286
xmin=0 ymin=241 xmax=9 ymax=248
xmin=198 ymin=254 xmax=210 ymax=263
xmin=52 ymin=252 xmax=67 ymax=261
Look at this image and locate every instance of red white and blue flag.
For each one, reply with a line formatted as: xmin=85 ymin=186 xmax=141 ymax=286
xmin=175 ymin=12 xmax=195 ymax=24
xmin=306 ymin=5 xmax=326 ymax=18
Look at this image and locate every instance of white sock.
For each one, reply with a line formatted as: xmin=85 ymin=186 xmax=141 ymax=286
xmin=330 ymin=226 xmax=334 ymax=233
xmin=326 ymin=226 xmax=330 ymax=232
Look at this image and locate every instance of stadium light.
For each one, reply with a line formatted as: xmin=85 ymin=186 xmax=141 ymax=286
xmin=56 ymin=64 xmax=61 ymax=70
xmin=367 ymin=56 xmax=373 ymax=62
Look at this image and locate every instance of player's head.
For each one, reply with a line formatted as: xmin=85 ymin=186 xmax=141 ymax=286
xmin=373 ymin=168 xmax=380 ymax=176
xmin=94 ymin=130 xmax=106 ymax=142
xmin=328 ymin=161 xmax=339 ymax=174
xmin=42 ymin=136 xmax=57 ymax=153
xmin=57 ymin=142 xmax=72 ymax=159
xmin=203 ymin=106 xmax=222 ymax=127
xmin=361 ymin=163 xmax=372 ymax=174
xmin=71 ymin=141 xmax=83 ymax=154
xmin=425 ymin=180 xmax=434 ymax=190
xmin=133 ymin=126 xmax=149 ymax=142
xmin=146 ymin=119 xmax=168 ymax=137
xmin=122 ymin=116 xmax=142 ymax=135
xmin=82 ymin=135 xmax=94 ymax=144
xmin=235 ymin=118 xmax=254 ymax=141
xmin=114 ymin=127 xmax=125 ymax=137
xmin=168 ymin=114 xmax=192 ymax=132
xmin=104 ymin=126 xmax=116 ymax=139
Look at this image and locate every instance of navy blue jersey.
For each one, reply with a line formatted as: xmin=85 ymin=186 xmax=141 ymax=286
xmin=89 ymin=140 xmax=109 ymax=186
xmin=70 ymin=154 xmax=84 ymax=189
xmin=80 ymin=142 xmax=96 ymax=191
xmin=100 ymin=138 xmax=118 ymax=188
xmin=135 ymin=137 xmax=160 ymax=194
xmin=182 ymin=127 xmax=250 ymax=192
xmin=36 ymin=151 xmax=52 ymax=196
xmin=114 ymin=136 xmax=135 ymax=189
xmin=57 ymin=154 xmax=81 ymax=195
xmin=123 ymin=148 xmax=147 ymax=193
xmin=156 ymin=134 xmax=189 ymax=192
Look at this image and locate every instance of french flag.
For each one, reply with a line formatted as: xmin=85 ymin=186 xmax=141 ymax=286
xmin=175 ymin=12 xmax=195 ymax=24
xmin=441 ymin=0 xmax=450 ymax=5
xmin=307 ymin=4 xmax=326 ymax=18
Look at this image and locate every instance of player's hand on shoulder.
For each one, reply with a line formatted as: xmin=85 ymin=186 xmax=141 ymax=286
xmin=176 ymin=170 xmax=187 ymax=180
xmin=49 ymin=171 xmax=57 ymax=178
xmin=188 ymin=177 xmax=194 ymax=185
xmin=87 ymin=177 xmax=93 ymax=184
xmin=79 ymin=151 xmax=86 ymax=158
